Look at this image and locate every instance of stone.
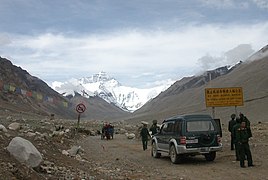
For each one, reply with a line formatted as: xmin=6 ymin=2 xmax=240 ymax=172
xmin=7 ymin=137 xmax=43 ymax=167
xmin=125 ymin=133 xmax=135 ymax=139
xmin=8 ymin=122 xmax=21 ymax=131
xmin=67 ymin=146 xmax=81 ymax=156
xmin=62 ymin=150 xmax=69 ymax=156
xmin=52 ymin=131 xmax=65 ymax=137
xmin=0 ymin=124 xmax=8 ymax=132
xmin=26 ymin=132 xmax=36 ymax=137
xmin=41 ymin=132 xmax=49 ymax=140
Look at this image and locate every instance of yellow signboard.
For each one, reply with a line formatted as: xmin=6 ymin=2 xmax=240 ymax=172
xmin=205 ymin=87 xmax=244 ymax=107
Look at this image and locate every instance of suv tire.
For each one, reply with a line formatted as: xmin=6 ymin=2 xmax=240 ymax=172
xmin=151 ymin=141 xmax=161 ymax=158
xmin=170 ymin=145 xmax=182 ymax=164
xmin=204 ymin=151 xmax=216 ymax=161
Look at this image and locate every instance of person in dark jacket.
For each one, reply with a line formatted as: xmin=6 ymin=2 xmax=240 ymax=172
xmin=239 ymin=113 xmax=252 ymax=138
xmin=232 ymin=117 xmax=242 ymax=161
xmin=235 ymin=120 xmax=254 ymax=168
xmin=140 ymin=123 xmax=151 ymax=151
xmin=149 ymin=120 xmax=159 ymax=136
xmin=228 ymin=114 xmax=237 ymax=150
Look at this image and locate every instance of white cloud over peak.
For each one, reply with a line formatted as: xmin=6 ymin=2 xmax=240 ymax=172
xmin=1 ymin=21 xmax=268 ymax=87
xmin=198 ymin=44 xmax=255 ymax=70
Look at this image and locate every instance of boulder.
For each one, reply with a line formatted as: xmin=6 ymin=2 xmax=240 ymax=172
xmin=52 ymin=131 xmax=65 ymax=137
xmin=7 ymin=137 xmax=42 ymax=167
xmin=8 ymin=122 xmax=21 ymax=131
xmin=62 ymin=150 xmax=69 ymax=156
xmin=0 ymin=124 xmax=8 ymax=132
xmin=67 ymin=146 xmax=81 ymax=156
xmin=125 ymin=133 xmax=135 ymax=139
xmin=26 ymin=132 xmax=36 ymax=137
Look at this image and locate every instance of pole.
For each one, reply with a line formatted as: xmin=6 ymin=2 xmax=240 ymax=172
xmin=235 ymin=106 xmax=238 ymax=116
xmin=212 ymin=107 xmax=215 ymax=119
xmin=77 ymin=113 xmax=81 ymax=129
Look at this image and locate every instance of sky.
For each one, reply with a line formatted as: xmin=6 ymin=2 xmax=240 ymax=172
xmin=0 ymin=0 xmax=268 ymax=88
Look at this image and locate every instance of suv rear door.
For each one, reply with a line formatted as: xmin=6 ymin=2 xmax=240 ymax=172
xmin=184 ymin=119 xmax=218 ymax=149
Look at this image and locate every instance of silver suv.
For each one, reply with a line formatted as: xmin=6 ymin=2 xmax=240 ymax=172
xmin=151 ymin=114 xmax=222 ymax=164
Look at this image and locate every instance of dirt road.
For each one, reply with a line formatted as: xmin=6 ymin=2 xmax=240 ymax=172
xmin=1 ymin=114 xmax=268 ymax=179
xmin=80 ymin=124 xmax=268 ymax=180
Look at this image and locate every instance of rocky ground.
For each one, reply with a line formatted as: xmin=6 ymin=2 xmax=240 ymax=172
xmin=1 ymin=109 xmax=268 ymax=180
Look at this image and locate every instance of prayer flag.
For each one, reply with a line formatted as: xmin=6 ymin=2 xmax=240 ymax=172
xmin=9 ymin=85 xmax=16 ymax=92
xmin=21 ymin=89 xmax=27 ymax=95
xmin=15 ymin=87 xmax=21 ymax=94
xmin=26 ymin=91 xmax=32 ymax=97
xmin=4 ymin=84 xmax=9 ymax=91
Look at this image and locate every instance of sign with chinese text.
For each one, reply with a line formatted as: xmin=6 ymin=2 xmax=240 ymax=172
xmin=205 ymin=87 xmax=243 ymax=107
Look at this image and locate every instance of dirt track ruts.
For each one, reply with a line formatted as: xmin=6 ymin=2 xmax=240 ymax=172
xmin=80 ymin=127 xmax=268 ymax=180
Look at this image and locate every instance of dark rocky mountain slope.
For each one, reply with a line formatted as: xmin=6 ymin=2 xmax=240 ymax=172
xmin=126 ymin=46 xmax=268 ymax=124
xmin=0 ymin=57 xmax=129 ymax=120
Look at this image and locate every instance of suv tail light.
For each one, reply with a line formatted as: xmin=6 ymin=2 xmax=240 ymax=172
xmin=217 ymin=135 xmax=221 ymax=144
xmin=180 ymin=136 xmax=186 ymax=145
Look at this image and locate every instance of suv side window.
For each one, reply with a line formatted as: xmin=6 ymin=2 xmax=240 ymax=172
xmin=162 ymin=121 xmax=175 ymax=134
xmin=174 ymin=120 xmax=183 ymax=135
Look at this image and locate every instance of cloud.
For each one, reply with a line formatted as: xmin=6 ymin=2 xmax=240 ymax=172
xmin=197 ymin=44 xmax=255 ymax=70
xmin=199 ymin=0 xmax=268 ymax=10
xmin=252 ymin=0 xmax=268 ymax=9
xmin=2 ymin=21 xmax=268 ymax=87
xmin=198 ymin=0 xmax=249 ymax=9
xmin=199 ymin=0 xmax=235 ymax=8
xmin=0 ymin=33 xmax=12 ymax=46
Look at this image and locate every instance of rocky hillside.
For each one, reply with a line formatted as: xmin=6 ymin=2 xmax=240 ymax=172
xmin=126 ymin=45 xmax=268 ymax=124
xmin=0 ymin=57 xmax=74 ymax=118
xmin=0 ymin=57 xmax=129 ymax=120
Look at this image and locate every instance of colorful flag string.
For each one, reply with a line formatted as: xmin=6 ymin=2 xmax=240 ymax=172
xmin=0 ymin=81 xmax=70 ymax=108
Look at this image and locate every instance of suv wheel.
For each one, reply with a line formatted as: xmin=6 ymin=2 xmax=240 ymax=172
xmin=205 ymin=151 xmax=216 ymax=161
xmin=170 ymin=145 xmax=182 ymax=164
xmin=151 ymin=141 xmax=161 ymax=158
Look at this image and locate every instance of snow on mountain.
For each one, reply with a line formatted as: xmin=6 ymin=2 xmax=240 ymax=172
xmin=247 ymin=44 xmax=268 ymax=61
xmin=51 ymin=72 xmax=174 ymax=112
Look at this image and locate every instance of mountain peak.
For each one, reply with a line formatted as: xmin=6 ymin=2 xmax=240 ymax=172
xmin=52 ymin=71 xmax=174 ymax=112
xmin=92 ymin=71 xmax=111 ymax=82
xmin=79 ymin=71 xmax=115 ymax=84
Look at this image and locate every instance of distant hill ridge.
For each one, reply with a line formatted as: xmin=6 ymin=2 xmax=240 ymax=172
xmin=1 ymin=44 xmax=268 ymax=122
xmin=127 ymin=45 xmax=268 ymax=124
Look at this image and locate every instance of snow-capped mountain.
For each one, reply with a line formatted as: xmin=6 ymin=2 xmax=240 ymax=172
xmin=51 ymin=72 xmax=174 ymax=112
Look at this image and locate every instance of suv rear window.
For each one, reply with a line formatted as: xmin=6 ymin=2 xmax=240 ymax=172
xmin=186 ymin=121 xmax=215 ymax=132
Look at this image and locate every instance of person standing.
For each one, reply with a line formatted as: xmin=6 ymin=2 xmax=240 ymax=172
xmin=232 ymin=117 xmax=242 ymax=161
xmin=239 ymin=113 xmax=252 ymax=138
xmin=228 ymin=114 xmax=237 ymax=150
xmin=150 ymin=120 xmax=159 ymax=136
xmin=235 ymin=120 xmax=254 ymax=168
xmin=140 ymin=123 xmax=151 ymax=151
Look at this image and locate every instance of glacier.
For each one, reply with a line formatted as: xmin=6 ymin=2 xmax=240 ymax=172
xmin=51 ymin=72 xmax=174 ymax=112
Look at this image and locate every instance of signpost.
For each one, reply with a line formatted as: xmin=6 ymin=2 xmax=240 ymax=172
xmin=205 ymin=87 xmax=244 ymax=118
xmin=76 ymin=103 xmax=86 ymax=128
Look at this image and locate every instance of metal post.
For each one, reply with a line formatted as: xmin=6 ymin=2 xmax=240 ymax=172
xmin=235 ymin=106 xmax=238 ymax=116
xmin=212 ymin=107 xmax=215 ymax=119
xmin=77 ymin=113 xmax=81 ymax=129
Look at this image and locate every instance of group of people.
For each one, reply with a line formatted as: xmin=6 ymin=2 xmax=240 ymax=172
xmin=101 ymin=122 xmax=114 ymax=140
xmin=228 ymin=113 xmax=254 ymax=168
